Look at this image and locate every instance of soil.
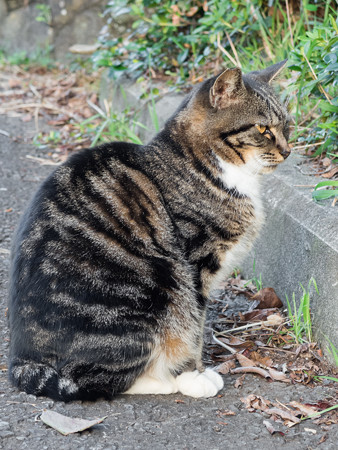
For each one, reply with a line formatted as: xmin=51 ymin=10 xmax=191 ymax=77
xmin=0 ymin=115 xmax=337 ymax=449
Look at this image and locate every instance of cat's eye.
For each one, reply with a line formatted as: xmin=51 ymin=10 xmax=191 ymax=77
xmin=255 ymin=124 xmax=274 ymax=140
xmin=255 ymin=124 xmax=266 ymax=134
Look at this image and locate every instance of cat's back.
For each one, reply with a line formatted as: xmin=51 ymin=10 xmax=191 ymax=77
xmin=9 ymin=140 xmax=179 ymax=313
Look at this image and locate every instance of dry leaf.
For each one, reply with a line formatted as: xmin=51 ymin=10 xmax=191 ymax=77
xmin=236 ymin=353 xmax=257 ymax=367
xmin=263 ymin=420 xmax=285 ymax=435
xmin=263 ymin=313 xmax=284 ymax=327
xmin=241 ymin=394 xmax=271 ymax=412
xmin=216 ymin=409 xmax=236 ymax=417
xmin=267 ymin=368 xmax=291 ymax=383
xmin=40 ymin=410 xmax=107 ymax=435
xmin=319 ymin=434 xmax=328 ymax=444
xmin=250 ymin=351 xmax=273 ymax=367
xmin=251 ymin=287 xmax=283 ymax=308
xmin=266 ymin=407 xmax=301 ymax=424
xmin=216 ymin=360 xmax=236 ymax=374
xmin=219 ymin=336 xmax=254 ymax=349
xmin=234 ymin=374 xmax=245 ymax=388
xmin=186 ymin=6 xmax=198 ymax=16
xmin=322 ymin=167 xmax=338 ymax=178
xmin=288 ymin=401 xmax=319 ymax=416
xmin=239 ymin=308 xmax=279 ymax=323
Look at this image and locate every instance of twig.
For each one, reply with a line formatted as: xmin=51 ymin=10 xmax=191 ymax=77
xmin=332 ymin=197 xmax=337 ymax=207
xmin=293 ymin=184 xmax=316 ymax=188
xmin=29 ymin=84 xmax=42 ymax=99
xmin=0 ymin=89 xmax=26 ymax=97
xmin=230 ymin=366 xmax=269 ymax=377
xmin=34 ymin=107 xmax=40 ymax=133
xmin=26 ymin=155 xmax=60 ymax=166
xmin=258 ymin=347 xmax=296 ymax=355
xmin=87 ymin=99 xmax=106 ymax=117
xmin=275 ymin=399 xmax=292 ymax=411
xmin=285 ymin=0 xmax=294 ymax=48
xmin=302 ymin=51 xmax=333 ymax=105
xmin=217 ymin=33 xmax=237 ymax=66
xmin=0 ymin=102 xmax=78 ymax=119
xmin=292 ymin=141 xmax=325 ymax=150
xmin=299 ymin=165 xmax=332 ymax=176
xmin=225 ymin=31 xmax=241 ymax=68
xmin=0 ymin=129 xmax=10 ymax=137
xmin=298 ymin=100 xmax=321 ymax=126
xmin=213 ymin=335 xmax=237 ymax=354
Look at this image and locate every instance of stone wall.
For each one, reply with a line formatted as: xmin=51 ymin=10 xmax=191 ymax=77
xmin=0 ymin=0 xmax=108 ymax=60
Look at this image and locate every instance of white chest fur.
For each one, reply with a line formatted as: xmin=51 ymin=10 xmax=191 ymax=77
xmin=208 ymin=157 xmax=265 ymax=292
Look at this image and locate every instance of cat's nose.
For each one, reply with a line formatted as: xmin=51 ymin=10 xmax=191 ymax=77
xmin=281 ymin=147 xmax=291 ymax=159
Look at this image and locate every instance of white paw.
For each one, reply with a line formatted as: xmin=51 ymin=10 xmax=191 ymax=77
xmin=176 ymin=369 xmax=224 ymax=398
xmin=203 ymin=367 xmax=224 ymax=390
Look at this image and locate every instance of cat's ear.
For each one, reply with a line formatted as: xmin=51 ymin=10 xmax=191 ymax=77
xmin=209 ymin=68 xmax=246 ymax=109
xmin=249 ymin=59 xmax=288 ymax=84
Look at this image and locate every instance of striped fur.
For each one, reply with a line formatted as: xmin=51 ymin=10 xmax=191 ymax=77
xmin=8 ymin=62 xmax=290 ymax=401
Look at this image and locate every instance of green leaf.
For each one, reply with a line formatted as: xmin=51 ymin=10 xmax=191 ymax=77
xmin=314 ymin=180 xmax=338 ymax=190
xmin=319 ymin=102 xmax=338 ymax=113
xmin=312 ymin=190 xmax=338 ymax=201
xmin=304 ymin=4 xmax=318 ymax=11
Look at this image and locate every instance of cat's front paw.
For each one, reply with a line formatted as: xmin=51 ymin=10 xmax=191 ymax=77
xmin=176 ymin=368 xmax=224 ymax=398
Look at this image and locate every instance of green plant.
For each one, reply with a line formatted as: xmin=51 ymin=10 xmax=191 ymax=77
xmin=288 ymin=14 xmax=338 ymax=157
xmin=312 ymin=180 xmax=338 ymax=202
xmin=33 ymin=130 xmax=62 ymax=148
xmin=0 ymin=46 xmax=54 ymax=68
xmin=244 ymin=257 xmax=263 ymax=291
xmin=35 ymin=4 xmax=52 ymax=26
xmin=285 ymin=277 xmax=319 ymax=344
xmin=78 ymin=100 xmax=145 ymax=146
xmin=93 ymin=1 xmax=336 ymax=160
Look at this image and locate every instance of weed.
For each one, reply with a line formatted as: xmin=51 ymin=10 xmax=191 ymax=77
xmin=288 ymin=14 xmax=338 ymax=158
xmin=35 ymin=4 xmax=52 ymax=26
xmin=244 ymin=257 xmax=263 ymax=291
xmin=285 ymin=277 xmax=319 ymax=344
xmin=33 ymin=130 xmax=62 ymax=148
xmin=93 ymin=1 xmax=337 ymax=159
xmin=312 ymin=180 xmax=338 ymax=202
xmin=78 ymin=100 xmax=145 ymax=146
xmin=0 ymin=46 xmax=54 ymax=69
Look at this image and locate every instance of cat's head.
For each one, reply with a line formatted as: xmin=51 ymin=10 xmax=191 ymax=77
xmin=177 ymin=60 xmax=290 ymax=174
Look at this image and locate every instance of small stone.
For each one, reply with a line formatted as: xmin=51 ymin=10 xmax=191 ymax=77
xmin=0 ymin=421 xmax=9 ymax=430
xmin=0 ymin=430 xmax=14 ymax=438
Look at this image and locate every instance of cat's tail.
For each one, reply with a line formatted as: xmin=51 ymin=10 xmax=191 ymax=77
xmin=9 ymin=359 xmax=83 ymax=402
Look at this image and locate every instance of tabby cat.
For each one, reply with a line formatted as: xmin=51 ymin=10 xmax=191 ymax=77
xmin=8 ymin=61 xmax=290 ymax=402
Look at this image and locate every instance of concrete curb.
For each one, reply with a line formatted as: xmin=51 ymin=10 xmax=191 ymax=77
xmin=100 ymin=72 xmax=338 ymax=363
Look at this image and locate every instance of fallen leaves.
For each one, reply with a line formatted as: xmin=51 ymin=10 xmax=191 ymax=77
xmin=40 ymin=410 xmax=107 ymax=435
xmin=241 ymin=394 xmax=271 ymax=412
xmin=240 ymin=394 xmax=338 ymax=432
xmin=216 ymin=359 xmax=236 ymax=375
xmin=211 ymin=276 xmax=338 ymax=392
xmin=251 ymin=288 xmax=283 ymax=309
xmin=266 ymin=407 xmax=301 ymax=425
xmin=0 ymin=64 xmax=101 ymax=160
xmin=263 ymin=420 xmax=285 ymax=436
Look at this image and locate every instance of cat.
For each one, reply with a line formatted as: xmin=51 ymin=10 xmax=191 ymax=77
xmin=8 ymin=60 xmax=290 ymax=402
